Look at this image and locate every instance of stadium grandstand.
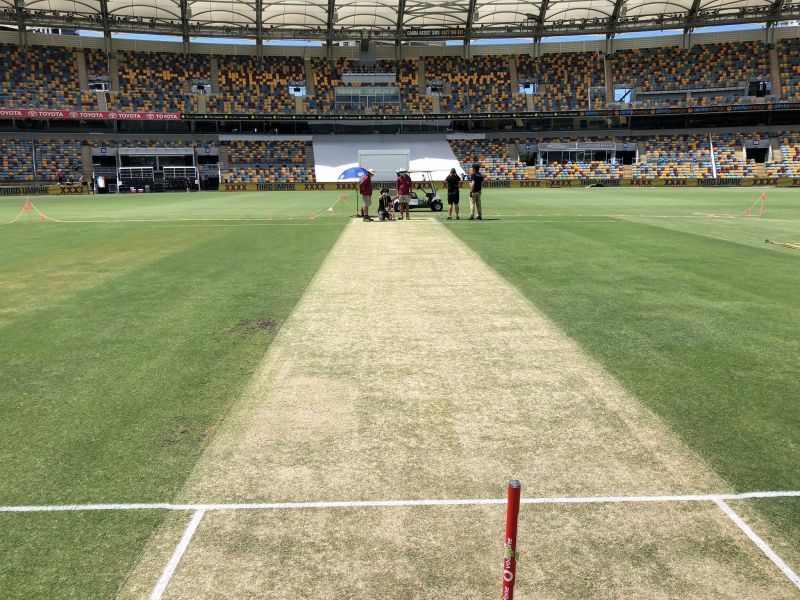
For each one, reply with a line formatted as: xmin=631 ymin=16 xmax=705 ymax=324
xmin=0 ymin=2 xmax=798 ymax=187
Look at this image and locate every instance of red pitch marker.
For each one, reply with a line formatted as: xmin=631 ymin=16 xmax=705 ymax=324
xmin=501 ymin=480 xmax=521 ymax=600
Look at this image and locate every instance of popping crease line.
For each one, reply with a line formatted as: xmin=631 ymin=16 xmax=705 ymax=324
xmin=715 ymin=499 xmax=800 ymax=590
xmin=149 ymin=509 xmax=205 ymax=600
xmin=2 ymin=490 xmax=799 ymax=513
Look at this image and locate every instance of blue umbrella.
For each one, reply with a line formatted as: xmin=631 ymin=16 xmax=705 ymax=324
xmin=338 ymin=167 xmax=369 ymax=180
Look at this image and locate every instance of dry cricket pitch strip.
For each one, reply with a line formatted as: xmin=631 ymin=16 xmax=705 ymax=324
xmin=104 ymin=218 xmax=799 ymax=598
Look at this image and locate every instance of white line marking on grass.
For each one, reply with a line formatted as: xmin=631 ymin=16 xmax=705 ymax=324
xmin=1 ymin=491 xmax=799 ymax=513
xmin=150 ymin=509 xmax=205 ymax=600
xmin=715 ymin=499 xmax=800 ymax=590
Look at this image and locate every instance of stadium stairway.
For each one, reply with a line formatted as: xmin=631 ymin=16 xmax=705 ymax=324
xmin=218 ymin=144 xmax=230 ymax=173
xmin=604 ymin=55 xmax=614 ymax=104
xmin=770 ymin=46 xmax=782 ymax=98
xmin=109 ymin=57 xmax=120 ymax=92
xmin=81 ymin=144 xmax=93 ymax=178
xmin=197 ymin=93 xmax=207 ymax=114
xmin=210 ymin=57 xmax=220 ymax=94
xmin=418 ymin=60 xmax=426 ymax=96
xmin=305 ymin=143 xmax=315 ymax=170
xmin=623 ymin=164 xmax=633 ymax=178
xmin=96 ymin=92 xmax=108 ymax=111
xmin=295 ymin=95 xmax=304 ymax=113
xmin=509 ymin=58 xmax=519 ymax=94
xmin=431 ymin=94 xmax=441 ymax=113
xmin=74 ymin=49 xmax=89 ymax=90
xmin=305 ymin=58 xmax=315 ymax=95
xmin=755 ymin=163 xmax=767 ymax=178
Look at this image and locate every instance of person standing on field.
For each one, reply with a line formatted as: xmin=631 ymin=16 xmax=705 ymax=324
xmin=445 ymin=168 xmax=461 ymax=220
xmin=469 ymin=163 xmax=484 ymax=221
xmin=396 ymin=170 xmax=412 ymax=220
xmin=359 ymin=168 xmax=375 ymax=221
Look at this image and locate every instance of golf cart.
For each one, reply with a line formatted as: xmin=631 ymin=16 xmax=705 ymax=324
xmin=393 ymin=171 xmax=444 ymax=212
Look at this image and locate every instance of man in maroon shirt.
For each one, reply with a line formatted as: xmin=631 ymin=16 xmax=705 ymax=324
xmin=358 ymin=169 xmax=375 ymax=221
xmin=396 ymin=170 xmax=412 ymax=220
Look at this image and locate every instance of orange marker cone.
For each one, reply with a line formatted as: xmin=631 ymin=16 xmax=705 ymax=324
xmin=745 ymin=208 xmax=751 ymax=217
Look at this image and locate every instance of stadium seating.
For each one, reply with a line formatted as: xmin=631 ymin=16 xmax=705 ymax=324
xmin=448 ymin=140 xmax=526 ymax=179
xmin=778 ymin=39 xmax=800 ymax=101
xmin=0 ymin=139 xmax=35 ymax=181
xmin=0 ymin=139 xmax=82 ymax=182
xmin=633 ymin=135 xmax=712 ymax=179
xmin=305 ymin=58 xmax=433 ymax=114
xmin=426 ymin=56 xmax=513 ymax=112
xmin=0 ymin=44 xmax=93 ymax=110
xmin=110 ymin=51 xmax=209 ymax=112
xmin=615 ymin=42 xmax=769 ymax=106
xmin=766 ymin=132 xmax=800 ymax=177
xmin=0 ymin=41 xmax=794 ymax=116
xmin=35 ymin=139 xmax=83 ymax=182
xmin=215 ymin=56 xmax=302 ymax=113
xmin=224 ymin=141 xmax=313 ymax=183
xmin=712 ymin=134 xmax=756 ymax=178
xmin=515 ymin=52 xmax=604 ymax=110
xmin=528 ymin=162 xmax=622 ymax=179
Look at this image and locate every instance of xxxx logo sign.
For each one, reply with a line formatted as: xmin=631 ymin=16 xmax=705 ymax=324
xmin=630 ymin=179 xmax=652 ymax=187
xmin=752 ymin=178 xmax=777 ymax=186
xmin=518 ymin=180 xmax=542 ymax=188
xmin=336 ymin=183 xmax=357 ymax=190
xmin=303 ymin=183 xmax=326 ymax=191
xmin=548 ymin=180 xmax=571 ymax=188
xmin=222 ymin=183 xmax=249 ymax=192
xmin=664 ymin=180 xmax=688 ymax=187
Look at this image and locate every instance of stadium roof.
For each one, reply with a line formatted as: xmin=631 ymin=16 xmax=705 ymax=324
xmin=0 ymin=0 xmax=797 ymax=44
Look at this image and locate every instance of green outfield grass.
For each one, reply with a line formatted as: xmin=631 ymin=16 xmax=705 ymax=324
xmin=0 ymin=192 xmax=349 ymax=597
xmin=446 ymin=186 xmax=800 ymax=555
xmin=0 ymin=188 xmax=798 ymax=597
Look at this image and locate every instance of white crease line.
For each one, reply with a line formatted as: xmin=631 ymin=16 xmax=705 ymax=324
xmin=150 ymin=508 xmax=205 ymax=600
xmin=1 ymin=491 xmax=799 ymax=513
xmin=715 ymin=499 xmax=800 ymax=590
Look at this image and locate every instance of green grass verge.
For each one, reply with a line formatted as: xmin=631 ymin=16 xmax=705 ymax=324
xmin=448 ymin=187 xmax=800 ymax=542
xmin=0 ymin=193 xmax=347 ymax=597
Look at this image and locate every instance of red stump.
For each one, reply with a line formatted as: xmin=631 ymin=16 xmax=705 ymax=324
xmin=501 ymin=479 xmax=521 ymax=599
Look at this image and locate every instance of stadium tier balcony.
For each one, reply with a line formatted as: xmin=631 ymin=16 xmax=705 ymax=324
xmin=448 ymin=140 xmax=526 ymax=179
xmin=110 ymin=51 xmax=210 ymax=112
xmin=425 ymin=56 xmax=514 ymax=113
xmin=515 ymin=52 xmax=603 ymax=111
xmin=306 ymin=58 xmax=428 ymax=114
xmin=0 ymin=44 xmax=94 ymax=111
xmin=223 ymin=141 xmax=313 ymax=183
xmin=86 ymin=139 xmax=216 ymax=149
xmin=215 ymin=56 xmax=302 ymax=114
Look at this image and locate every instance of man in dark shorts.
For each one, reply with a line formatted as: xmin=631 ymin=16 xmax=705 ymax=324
xmin=445 ymin=168 xmax=461 ymax=220
xmin=469 ymin=163 xmax=484 ymax=221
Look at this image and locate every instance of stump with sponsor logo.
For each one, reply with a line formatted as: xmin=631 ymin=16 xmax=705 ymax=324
xmin=501 ymin=480 xmax=521 ymax=599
